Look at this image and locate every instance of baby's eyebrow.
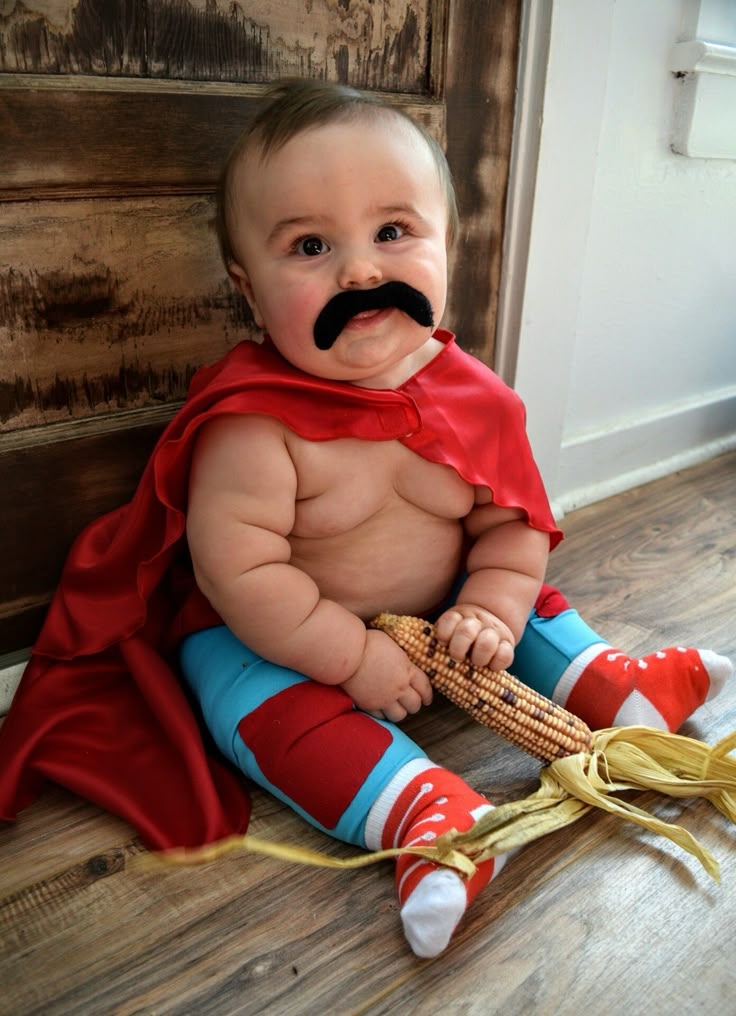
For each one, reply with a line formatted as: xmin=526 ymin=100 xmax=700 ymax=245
xmin=374 ymin=202 xmax=424 ymax=220
xmin=267 ymin=215 xmax=324 ymax=244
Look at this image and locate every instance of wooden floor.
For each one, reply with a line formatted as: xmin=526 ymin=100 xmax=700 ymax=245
xmin=2 ymin=451 xmax=735 ymax=1016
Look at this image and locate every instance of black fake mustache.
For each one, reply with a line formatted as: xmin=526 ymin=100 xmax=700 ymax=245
xmin=313 ymin=281 xmax=434 ymax=350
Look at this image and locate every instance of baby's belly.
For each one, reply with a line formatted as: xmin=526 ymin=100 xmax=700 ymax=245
xmin=289 ymin=511 xmax=465 ymax=620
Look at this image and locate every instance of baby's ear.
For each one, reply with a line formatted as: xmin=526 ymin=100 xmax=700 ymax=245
xmin=228 ymin=262 xmax=264 ymax=328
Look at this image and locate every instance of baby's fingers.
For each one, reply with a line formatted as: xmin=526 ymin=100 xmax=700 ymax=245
xmin=412 ymin=669 xmax=434 ymax=707
xmin=434 ymin=608 xmax=515 ymax=668
xmin=441 ymin=614 xmax=488 ymax=661
xmin=369 ymin=704 xmax=407 ymax=723
xmin=470 ymin=632 xmax=514 ymax=670
xmin=434 ymin=609 xmax=464 ymax=644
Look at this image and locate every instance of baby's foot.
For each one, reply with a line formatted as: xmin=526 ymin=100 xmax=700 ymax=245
xmin=365 ymin=760 xmax=505 ymax=957
xmin=555 ymin=643 xmax=732 ymax=731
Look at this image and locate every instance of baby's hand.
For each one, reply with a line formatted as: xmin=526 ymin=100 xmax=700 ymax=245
xmin=341 ymin=629 xmax=433 ymax=723
xmin=435 ymin=604 xmax=515 ymax=670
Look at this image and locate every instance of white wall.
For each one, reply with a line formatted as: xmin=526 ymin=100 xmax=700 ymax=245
xmin=508 ymin=0 xmax=736 ymax=515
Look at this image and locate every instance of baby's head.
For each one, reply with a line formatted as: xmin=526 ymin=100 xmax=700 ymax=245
xmin=217 ymin=79 xmax=456 ymax=385
xmin=216 ymin=79 xmax=459 ymax=273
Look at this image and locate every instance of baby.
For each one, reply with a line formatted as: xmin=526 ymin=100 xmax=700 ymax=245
xmin=178 ymin=79 xmax=732 ymax=957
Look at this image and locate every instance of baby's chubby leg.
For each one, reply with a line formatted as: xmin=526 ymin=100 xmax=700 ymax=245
xmin=511 ymin=586 xmax=732 ymax=731
xmin=179 ymin=625 xmax=505 ymax=956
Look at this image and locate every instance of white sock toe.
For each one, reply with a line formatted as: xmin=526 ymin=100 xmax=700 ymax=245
xmin=400 ymin=867 xmax=467 ymax=958
xmin=701 ymin=650 xmax=733 ymax=700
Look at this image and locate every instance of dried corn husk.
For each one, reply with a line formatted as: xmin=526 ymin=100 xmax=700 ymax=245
xmin=147 ymin=615 xmax=736 ymax=882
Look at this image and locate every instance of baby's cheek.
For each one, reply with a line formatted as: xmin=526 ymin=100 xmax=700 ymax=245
xmin=284 ymin=282 xmax=326 ymax=333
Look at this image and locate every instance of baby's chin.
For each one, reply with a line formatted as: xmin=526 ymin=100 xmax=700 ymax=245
xmin=334 ymin=335 xmax=411 ymax=376
xmin=339 ymin=334 xmax=439 ymax=389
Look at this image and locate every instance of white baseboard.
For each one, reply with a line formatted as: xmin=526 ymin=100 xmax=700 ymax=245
xmin=554 ymin=386 xmax=736 ymax=516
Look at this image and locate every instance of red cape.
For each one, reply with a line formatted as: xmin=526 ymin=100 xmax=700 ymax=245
xmin=0 ymin=331 xmax=561 ymax=848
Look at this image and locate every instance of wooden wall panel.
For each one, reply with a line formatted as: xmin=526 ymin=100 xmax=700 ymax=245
xmin=0 ymin=87 xmax=444 ymax=200
xmin=0 ymin=0 xmax=523 ymax=657
xmin=0 ymin=416 xmax=166 ymax=652
xmin=443 ymin=0 xmax=522 ymax=362
xmin=0 ymin=195 xmax=254 ymax=431
xmin=0 ymin=0 xmax=431 ymax=91
xmin=0 ymin=0 xmax=146 ymax=75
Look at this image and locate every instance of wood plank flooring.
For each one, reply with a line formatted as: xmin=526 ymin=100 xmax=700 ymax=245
xmin=1 ymin=450 xmax=735 ymax=1015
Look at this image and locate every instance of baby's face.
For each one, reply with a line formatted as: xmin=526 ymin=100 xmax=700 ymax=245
xmin=228 ymin=115 xmax=449 ymax=385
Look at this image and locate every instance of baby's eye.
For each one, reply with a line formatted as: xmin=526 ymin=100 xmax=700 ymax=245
xmin=295 ymin=236 xmax=329 ymax=256
xmin=375 ymin=223 xmax=406 ymax=243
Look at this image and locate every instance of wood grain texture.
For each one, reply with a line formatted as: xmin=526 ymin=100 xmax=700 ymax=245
xmin=1 ymin=452 xmax=734 ymax=1014
xmin=0 ymin=195 xmax=252 ymax=431
xmin=0 ymin=0 xmax=432 ymax=90
xmin=444 ymin=0 xmax=522 ymax=364
xmin=0 ymin=86 xmax=445 ymax=201
xmin=0 ymin=412 xmax=167 ymax=653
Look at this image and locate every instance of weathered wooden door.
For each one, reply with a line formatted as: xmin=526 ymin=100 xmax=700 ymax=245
xmin=0 ymin=0 xmax=522 ymax=656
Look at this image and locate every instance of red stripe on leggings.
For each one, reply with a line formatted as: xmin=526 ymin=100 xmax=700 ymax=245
xmin=237 ymin=682 xmax=392 ymax=829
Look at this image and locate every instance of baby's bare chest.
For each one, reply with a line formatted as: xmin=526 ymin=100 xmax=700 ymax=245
xmin=288 ymin=436 xmax=476 ymax=535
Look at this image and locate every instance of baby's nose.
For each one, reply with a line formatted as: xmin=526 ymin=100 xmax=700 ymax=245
xmin=337 ymin=250 xmax=383 ymax=289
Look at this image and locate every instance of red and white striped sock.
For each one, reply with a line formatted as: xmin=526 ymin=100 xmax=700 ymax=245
xmin=554 ymin=643 xmax=732 ymax=731
xmin=365 ymin=759 xmax=506 ymax=957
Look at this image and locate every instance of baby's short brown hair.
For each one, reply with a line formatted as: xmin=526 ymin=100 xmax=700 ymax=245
xmin=217 ymin=78 xmax=459 ymax=270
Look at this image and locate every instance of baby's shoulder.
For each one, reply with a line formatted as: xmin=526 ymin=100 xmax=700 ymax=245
xmin=197 ymin=411 xmax=287 ymax=441
xmin=190 ymin=413 xmax=291 ymax=476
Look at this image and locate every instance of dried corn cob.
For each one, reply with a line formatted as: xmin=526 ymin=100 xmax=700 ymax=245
xmin=153 ymin=613 xmax=736 ymax=882
xmin=371 ymin=613 xmax=593 ymax=764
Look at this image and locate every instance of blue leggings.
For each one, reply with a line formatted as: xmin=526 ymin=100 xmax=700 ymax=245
xmin=179 ymin=599 xmax=602 ymax=848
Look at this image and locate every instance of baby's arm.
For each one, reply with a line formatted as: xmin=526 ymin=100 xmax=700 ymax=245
xmin=185 ymin=414 xmax=431 ymax=722
xmin=435 ymin=501 xmax=550 ymax=670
